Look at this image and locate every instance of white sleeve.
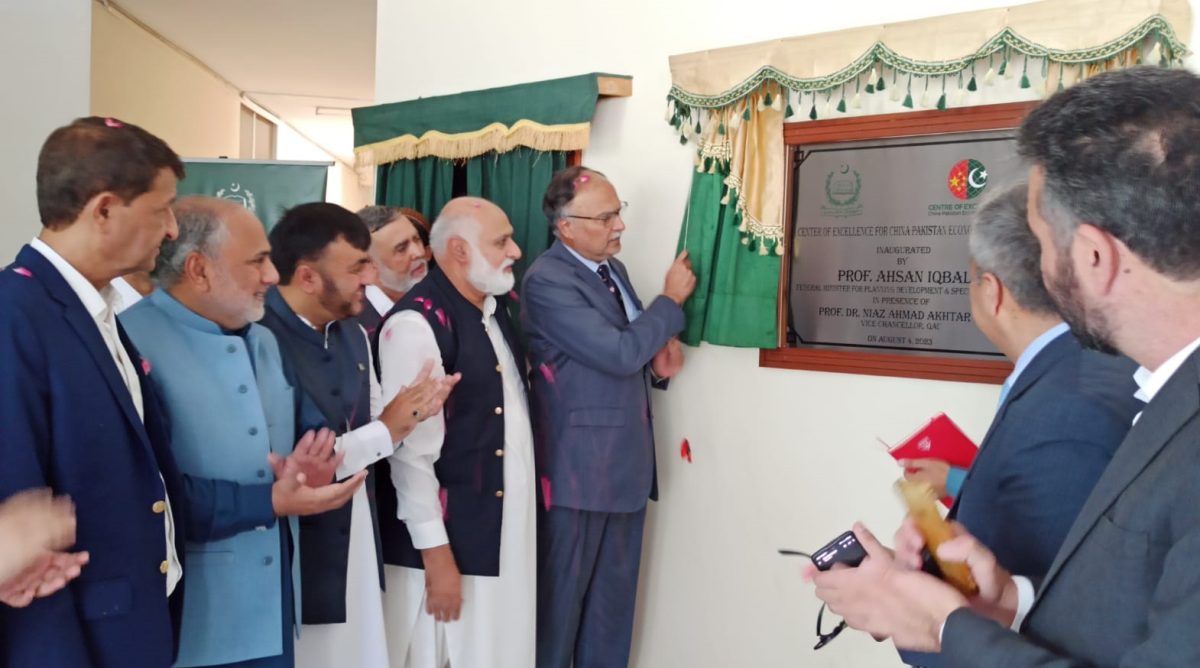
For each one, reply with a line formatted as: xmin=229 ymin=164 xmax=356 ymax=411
xmin=379 ymin=310 xmax=448 ymax=549
xmin=332 ymin=326 xmax=395 ymax=479
xmin=1009 ymin=576 xmax=1036 ymax=630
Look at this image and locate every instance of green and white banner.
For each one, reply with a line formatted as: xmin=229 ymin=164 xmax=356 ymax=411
xmin=179 ymin=159 xmax=331 ymax=230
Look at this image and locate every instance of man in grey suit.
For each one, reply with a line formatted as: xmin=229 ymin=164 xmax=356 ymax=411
xmin=810 ymin=66 xmax=1200 ymax=666
xmin=523 ymin=166 xmax=696 ymax=668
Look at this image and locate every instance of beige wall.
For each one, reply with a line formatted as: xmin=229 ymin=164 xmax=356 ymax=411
xmin=0 ymin=0 xmax=92 ymax=258
xmin=90 ymin=4 xmax=369 ymax=210
xmin=91 ymin=5 xmax=240 ymax=159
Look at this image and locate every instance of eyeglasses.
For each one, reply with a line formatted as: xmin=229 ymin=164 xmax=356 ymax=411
xmin=565 ymin=200 xmax=629 ymax=225
xmin=779 ymin=548 xmax=849 ymax=650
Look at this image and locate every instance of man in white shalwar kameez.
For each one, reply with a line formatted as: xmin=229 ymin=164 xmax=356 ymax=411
xmin=260 ymin=202 xmax=457 ymax=668
xmin=377 ymin=197 xmax=536 ymax=668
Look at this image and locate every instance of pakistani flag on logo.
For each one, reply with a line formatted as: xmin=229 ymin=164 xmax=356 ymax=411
xmin=947 ymin=159 xmax=988 ymax=200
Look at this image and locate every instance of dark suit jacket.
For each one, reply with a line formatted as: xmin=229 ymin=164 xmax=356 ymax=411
xmin=902 ymin=332 xmax=1140 ymax=667
xmin=0 ymin=246 xmax=287 ymax=667
xmin=0 ymin=246 xmax=188 ymax=667
xmin=941 ymin=346 xmax=1200 ymax=667
xmin=521 ymin=240 xmax=684 ymax=513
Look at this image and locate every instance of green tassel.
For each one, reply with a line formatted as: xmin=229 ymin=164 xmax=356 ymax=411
xmin=1020 ymin=73 xmax=1031 ymax=89
xmin=902 ymin=92 xmax=914 ymax=109
xmin=936 ymin=93 xmax=947 ymax=111
xmin=742 ymin=107 xmax=751 ymax=121
xmin=679 ymin=135 xmax=688 ymax=145
xmin=809 ymin=102 xmax=818 ymax=120
xmin=785 ymin=102 xmax=795 ymax=118
xmin=694 ymin=120 xmax=702 ymax=133
xmin=836 ymin=97 xmax=847 ymax=113
xmin=966 ymin=76 xmax=977 ymax=92
xmin=717 ymin=121 xmax=726 ymax=135
xmin=1057 ymin=78 xmax=1065 ymax=92
xmin=877 ymin=76 xmax=886 ymax=92
xmin=866 ymin=83 xmax=875 ymax=94
xmin=747 ymin=239 xmax=757 ymax=253
xmin=763 ymin=91 xmax=773 ymax=107
xmin=998 ymin=60 xmax=1008 ymax=76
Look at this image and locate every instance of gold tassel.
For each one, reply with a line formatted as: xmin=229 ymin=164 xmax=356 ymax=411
xmin=720 ymin=188 xmax=730 ymax=205
xmin=852 ymin=92 xmax=862 ymax=109
xmin=738 ymin=218 xmax=749 ymax=233
xmin=775 ymin=242 xmax=785 ymax=256
xmin=758 ymin=240 xmax=769 ymax=256
xmin=984 ymin=66 xmax=996 ymax=86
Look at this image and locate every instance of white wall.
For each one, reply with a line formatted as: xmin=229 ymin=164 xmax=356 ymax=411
xmin=0 ymin=0 xmax=92 ymax=259
xmin=274 ymin=123 xmax=374 ymax=213
xmin=375 ymin=2 xmax=1200 ymax=666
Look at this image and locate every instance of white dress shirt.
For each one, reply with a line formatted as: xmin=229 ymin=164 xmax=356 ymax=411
xmin=30 ymin=238 xmax=182 ymax=596
xmin=110 ymin=276 xmax=145 ymax=313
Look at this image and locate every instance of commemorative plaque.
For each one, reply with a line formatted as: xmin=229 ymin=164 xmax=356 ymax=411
xmin=786 ymin=130 xmax=1024 ymax=359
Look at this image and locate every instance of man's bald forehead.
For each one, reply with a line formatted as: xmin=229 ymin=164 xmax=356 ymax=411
xmin=440 ymin=197 xmax=504 ymax=219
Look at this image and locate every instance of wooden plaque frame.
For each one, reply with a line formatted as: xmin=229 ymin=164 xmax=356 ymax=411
xmin=759 ymin=101 xmax=1039 ymax=384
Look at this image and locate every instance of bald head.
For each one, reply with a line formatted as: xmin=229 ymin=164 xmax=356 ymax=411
xmin=429 ymin=197 xmax=521 ymax=301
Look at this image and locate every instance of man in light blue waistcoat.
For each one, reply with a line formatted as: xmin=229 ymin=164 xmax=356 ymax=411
xmin=121 ymin=197 xmax=370 ymax=668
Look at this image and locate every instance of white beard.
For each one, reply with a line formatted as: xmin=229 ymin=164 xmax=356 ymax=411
xmin=377 ymin=258 xmax=426 ymax=294
xmin=467 ymin=245 xmax=515 ymax=296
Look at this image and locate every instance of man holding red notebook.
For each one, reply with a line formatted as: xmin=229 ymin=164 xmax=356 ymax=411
xmin=894 ymin=183 xmax=1142 ymax=668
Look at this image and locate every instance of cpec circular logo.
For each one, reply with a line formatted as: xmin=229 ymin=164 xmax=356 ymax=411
xmin=947 ymin=159 xmax=988 ymax=200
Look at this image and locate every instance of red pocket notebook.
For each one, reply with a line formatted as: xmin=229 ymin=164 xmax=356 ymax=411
xmin=888 ymin=413 xmax=979 ymax=507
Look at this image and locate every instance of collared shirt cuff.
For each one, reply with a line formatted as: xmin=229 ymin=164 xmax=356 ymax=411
xmin=1010 ymin=576 xmax=1035 ymax=630
xmin=945 ymin=466 xmax=967 ymax=499
xmin=407 ymin=518 xmax=449 ymax=550
xmin=244 ymin=483 xmax=278 ymax=527
xmin=335 ymin=419 xmax=395 ymax=479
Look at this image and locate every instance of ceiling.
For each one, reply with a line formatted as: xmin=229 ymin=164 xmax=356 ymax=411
xmin=110 ymin=0 xmax=377 ymax=164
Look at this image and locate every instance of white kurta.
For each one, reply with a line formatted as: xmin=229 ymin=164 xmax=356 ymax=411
xmin=295 ymin=325 xmax=395 ymax=668
xmin=377 ymin=297 xmax=536 ymax=668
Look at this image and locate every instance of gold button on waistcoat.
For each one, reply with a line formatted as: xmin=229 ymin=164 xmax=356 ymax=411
xmin=495 ymin=490 xmax=504 ymax=498
xmin=159 ymin=560 xmax=169 ymax=574
xmin=495 ymin=449 xmax=504 ymax=457
xmin=152 ymin=500 xmax=166 ymax=514
xmin=494 ymin=406 xmax=503 ymax=415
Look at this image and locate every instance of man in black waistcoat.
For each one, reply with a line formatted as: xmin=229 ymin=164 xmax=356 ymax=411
xmin=355 ymin=206 xmax=428 ymax=340
xmin=375 ymin=197 xmax=536 ymax=668
xmin=261 ymin=203 xmax=457 ymax=667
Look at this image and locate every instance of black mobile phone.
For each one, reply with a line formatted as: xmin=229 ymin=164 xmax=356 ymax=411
xmin=811 ymin=530 xmax=867 ymax=571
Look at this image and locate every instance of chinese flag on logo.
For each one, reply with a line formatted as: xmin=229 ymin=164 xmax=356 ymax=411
xmin=947 ymin=160 xmax=970 ymax=200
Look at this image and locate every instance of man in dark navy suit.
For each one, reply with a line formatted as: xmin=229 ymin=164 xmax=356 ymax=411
xmin=897 ymin=183 xmax=1141 ymax=666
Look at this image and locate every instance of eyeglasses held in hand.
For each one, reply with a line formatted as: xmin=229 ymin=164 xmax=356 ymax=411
xmin=779 ymin=548 xmax=850 ymax=650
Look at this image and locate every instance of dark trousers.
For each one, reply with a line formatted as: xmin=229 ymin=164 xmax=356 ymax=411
xmin=537 ymin=506 xmax=647 ymax=668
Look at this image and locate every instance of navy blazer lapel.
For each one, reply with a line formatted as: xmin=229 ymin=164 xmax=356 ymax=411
xmin=19 ymin=246 xmax=152 ymax=451
xmin=1035 ymin=350 xmax=1200 ymax=606
xmin=949 ymin=332 xmax=1073 ymax=520
xmin=549 ymin=241 xmax=628 ymax=328
xmin=979 ymin=332 xmax=1073 ymax=450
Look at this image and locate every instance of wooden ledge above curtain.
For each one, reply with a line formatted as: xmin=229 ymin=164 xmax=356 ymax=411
xmin=352 ymin=73 xmax=632 ymax=167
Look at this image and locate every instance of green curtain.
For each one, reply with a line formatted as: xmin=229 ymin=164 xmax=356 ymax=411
xmin=374 ymin=156 xmax=455 ymax=222
xmin=465 ymin=148 xmax=569 ymax=287
xmin=676 ymin=168 xmax=780 ymax=348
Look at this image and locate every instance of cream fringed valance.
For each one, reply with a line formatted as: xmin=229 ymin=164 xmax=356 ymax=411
xmin=666 ymin=0 xmax=1191 ymax=253
xmin=665 ymin=0 xmax=1191 ymax=350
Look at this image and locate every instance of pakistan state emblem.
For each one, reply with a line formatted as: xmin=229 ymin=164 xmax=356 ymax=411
xmin=215 ymin=182 xmax=257 ymax=213
xmin=947 ymin=159 xmax=988 ymax=200
xmin=825 ymin=164 xmax=862 ymax=207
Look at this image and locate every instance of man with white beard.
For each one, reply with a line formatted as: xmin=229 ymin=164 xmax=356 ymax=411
xmin=356 ymin=206 xmax=429 ymax=339
xmin=375 ymin=197 xmax=536 ymax=668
